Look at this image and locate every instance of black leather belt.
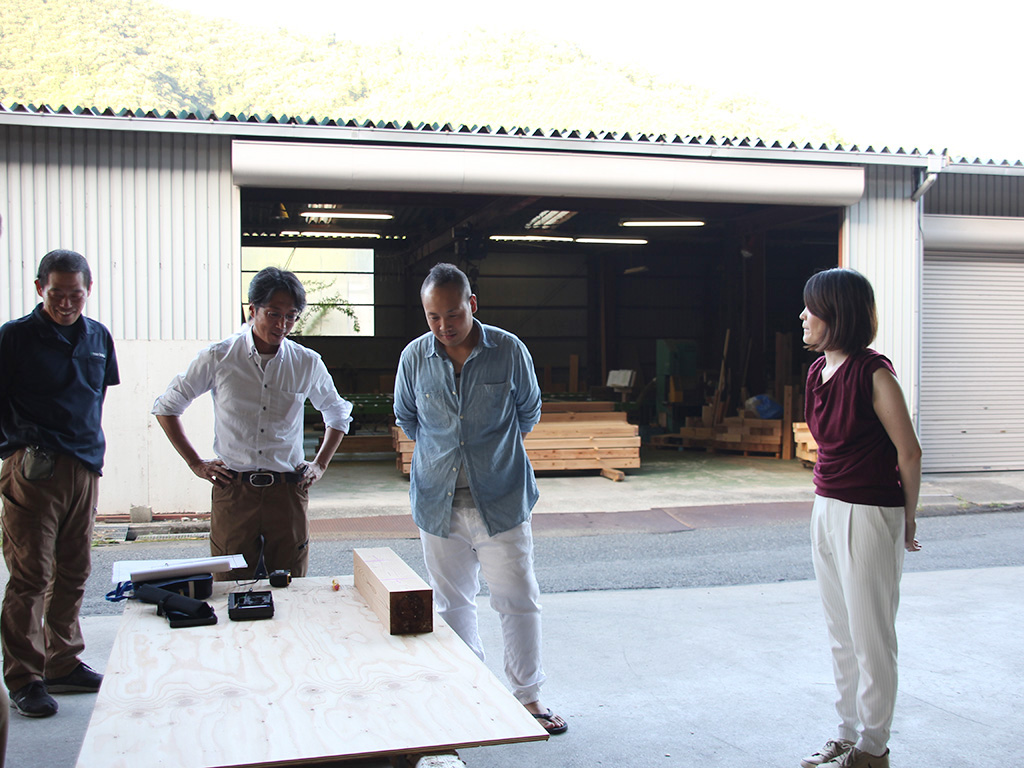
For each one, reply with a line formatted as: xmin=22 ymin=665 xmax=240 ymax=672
xmin=237 ymin=470 xmax=304 ymax=487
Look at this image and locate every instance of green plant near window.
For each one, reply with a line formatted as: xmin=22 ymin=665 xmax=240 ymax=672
xmin=280 ymin=249 xmax=362 ymax=336
xmin=292 ymin=277 xmax=361 ymax=335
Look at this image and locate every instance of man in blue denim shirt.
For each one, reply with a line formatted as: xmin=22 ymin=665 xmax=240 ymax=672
xmin=394 ymin=263 xmax=566 ymax=735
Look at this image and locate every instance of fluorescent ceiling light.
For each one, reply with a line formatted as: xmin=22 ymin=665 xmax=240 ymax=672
xmin=301 ymin=210 xmax=394 ymax=220
xmin=575 ymin=237 xmax=648 ymax=245
xmin=619 ymin=219 xmax=704 ymax=227
xmin=489 ymin=234 xmax=647 ymax=245
xmin=299 ymin=231 xmax=381 ymax=239
xmin=525 ymin=210 xmax=577 ymax=229
xmin=489 ymin=234 xmax=575 ymax=243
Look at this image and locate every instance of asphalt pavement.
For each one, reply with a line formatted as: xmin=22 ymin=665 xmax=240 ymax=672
xmin=5 ymin=450 xmax=1023 ymax=767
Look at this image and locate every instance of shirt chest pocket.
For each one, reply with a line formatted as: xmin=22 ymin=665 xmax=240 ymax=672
xmin=268 ymin=388 xmax=307 ymax=427
xmin=70 ymin=351 xmax=107 ymax=393
xmin=415 ymin=390 xmax=452 ymax=429
xmin=466 ymin=381 xmax=512 ymax=421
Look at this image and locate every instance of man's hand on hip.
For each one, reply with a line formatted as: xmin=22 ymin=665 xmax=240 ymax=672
xmin=189 ymin=459 xmax=234 ymax=487
xmin=299 ymin=461 xmax=327 ymax=491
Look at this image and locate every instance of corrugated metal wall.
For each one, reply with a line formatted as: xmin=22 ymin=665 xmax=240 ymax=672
xmin=841 ymin=164 xmax=921 ymax=420
xmin=0 ymin=125 xmax=239 ymax=340
xmin=924 ymin=172 xmax=1024 ymax=217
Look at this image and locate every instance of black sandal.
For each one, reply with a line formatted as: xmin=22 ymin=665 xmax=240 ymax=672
xmin=532 ymin=709 xmax=568 ymax=735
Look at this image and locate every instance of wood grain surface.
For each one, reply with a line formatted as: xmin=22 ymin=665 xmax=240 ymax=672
xmin=354 ymin=548 xmax=433 ymax=635
xmin=76 ymin=577 xmax=546 ymax=768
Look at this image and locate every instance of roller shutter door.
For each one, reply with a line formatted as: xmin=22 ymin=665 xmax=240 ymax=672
xmin=920 ymin=252 xmax=1024 ymax=471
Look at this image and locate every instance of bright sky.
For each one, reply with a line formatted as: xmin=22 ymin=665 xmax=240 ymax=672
xmin=160 ymin=0 xmax=1024 ymax=162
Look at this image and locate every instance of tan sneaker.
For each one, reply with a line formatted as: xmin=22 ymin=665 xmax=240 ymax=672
xmin=821 ymin=747 xmax=890 ymax=768
xmin=800 ymin=739 xmax=853 ymax=768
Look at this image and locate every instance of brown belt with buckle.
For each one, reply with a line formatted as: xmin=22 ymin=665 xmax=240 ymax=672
xmin=237 ymin=470 xmax=305 ymax=487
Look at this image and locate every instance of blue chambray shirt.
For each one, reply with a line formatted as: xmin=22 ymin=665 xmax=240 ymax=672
xmin=394 ymin=320 xmax=542 ymax=538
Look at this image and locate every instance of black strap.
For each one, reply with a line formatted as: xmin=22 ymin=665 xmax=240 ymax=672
xmin=253 ymin=534 xmax=269 ymax=581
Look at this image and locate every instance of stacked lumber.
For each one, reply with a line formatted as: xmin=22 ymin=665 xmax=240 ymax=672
xmin=792 ymin=422 xmax=818 ymax=464
xmin=391 ymin=401 xmax=640 ymax=480
xmin=649 ymin=414 xmax=714 ymax=450
xmin=711 ymin=416 xmax=783 ymax=457
xmin=650 ymin=405 xmax=784 ymax=458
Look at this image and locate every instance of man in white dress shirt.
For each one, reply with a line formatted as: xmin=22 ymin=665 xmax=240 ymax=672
xmin=152 ymin=267 xmax=352 ymax=580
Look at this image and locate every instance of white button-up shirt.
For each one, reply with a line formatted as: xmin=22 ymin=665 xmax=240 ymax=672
xmin=152 ymin=326 xmax=352 ymax=473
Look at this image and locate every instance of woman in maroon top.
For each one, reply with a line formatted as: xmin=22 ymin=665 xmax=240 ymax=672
xmin=798 ymin=269 xmax=921 ymax=768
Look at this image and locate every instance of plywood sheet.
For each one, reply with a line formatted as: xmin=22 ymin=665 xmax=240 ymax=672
xmin=76 ymin=577 xmax=546 ymax=768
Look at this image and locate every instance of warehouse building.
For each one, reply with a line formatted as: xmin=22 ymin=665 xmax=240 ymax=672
xmin=1 ymin=105 xmax=1022 ymax=514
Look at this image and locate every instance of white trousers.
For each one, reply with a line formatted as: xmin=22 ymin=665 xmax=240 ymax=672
xmin=420 ymin=506 xmax=546 ymax=704
xmin=811 ymin=494 xmax=906 ymax=756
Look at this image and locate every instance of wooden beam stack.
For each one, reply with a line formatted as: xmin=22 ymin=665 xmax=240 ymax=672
xmin=711 ymin=416 xmax=783 ymax=457
xmin=651 ymin=407 xmax=783 ymax=458
xmin=792 ymin=422 xmax=818 ymax=465
xmin=391 ymin=401 xmax=640 ymax=479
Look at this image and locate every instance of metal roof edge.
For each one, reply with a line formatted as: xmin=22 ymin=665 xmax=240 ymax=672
xmin=2 ymin=105 xmax=1021 ymax=173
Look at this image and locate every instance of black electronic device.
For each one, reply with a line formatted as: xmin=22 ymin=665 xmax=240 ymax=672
xmin=269 ymin=569 xmax=291 ymax=588
xmin=228 ymin=590 xmax=274 ymax=621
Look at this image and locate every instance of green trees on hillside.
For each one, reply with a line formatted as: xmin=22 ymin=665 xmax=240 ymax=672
xmin=0 ymin=0 xmax=841 ymax=144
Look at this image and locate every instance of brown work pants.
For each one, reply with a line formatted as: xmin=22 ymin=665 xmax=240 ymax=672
xmin=210 ymin=478 xmax=309 ymax=580
xmin=1 ymin=450 xmax=97 ymax=692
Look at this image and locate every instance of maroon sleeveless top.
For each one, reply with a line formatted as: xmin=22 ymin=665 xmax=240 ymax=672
xmin=805 ymin=349 xmax=904 ymax=507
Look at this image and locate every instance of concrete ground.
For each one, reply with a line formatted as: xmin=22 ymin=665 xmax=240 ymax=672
xmin=6 ymin=449 xmax=1024 ymax=767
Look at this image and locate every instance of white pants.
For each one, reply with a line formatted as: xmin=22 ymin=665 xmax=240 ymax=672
xmin=811 ymin=495 xmax=906 ymax=756
xmin=419 ymin=506 xmax=545 ymax=704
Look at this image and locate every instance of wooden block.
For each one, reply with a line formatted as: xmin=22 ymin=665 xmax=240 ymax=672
xmin=600 ymin=467 xmax=625 ymax=482
xmin=354 ymin=548 xmax=433 ymax=635
xmin=796 ymin=443 xmax=818 ymax=463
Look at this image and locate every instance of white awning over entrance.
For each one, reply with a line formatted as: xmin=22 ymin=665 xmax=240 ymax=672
xmin=232 ymin=141 xmax=865 ymax=207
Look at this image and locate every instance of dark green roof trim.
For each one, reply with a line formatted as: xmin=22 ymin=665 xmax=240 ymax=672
xmin=2 ymin=102 xmax=1021 ymax=172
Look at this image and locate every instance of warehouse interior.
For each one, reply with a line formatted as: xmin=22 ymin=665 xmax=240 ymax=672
xmin=241 ymin=187 xmax=840 ymax=435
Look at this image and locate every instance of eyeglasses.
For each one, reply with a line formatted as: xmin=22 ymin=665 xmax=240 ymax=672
xmin=260 ymin=308 xmax=302 ymax=324
xmin=45 ymin=289 xmax=87 ymax=304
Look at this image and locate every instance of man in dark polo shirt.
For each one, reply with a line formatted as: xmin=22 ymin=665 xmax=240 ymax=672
xmin=0 ymin=249 xmax=119 ymax=718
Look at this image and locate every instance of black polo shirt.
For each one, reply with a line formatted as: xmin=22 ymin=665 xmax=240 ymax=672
xmin=0 ymin=304 xmax=119 ymax=474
